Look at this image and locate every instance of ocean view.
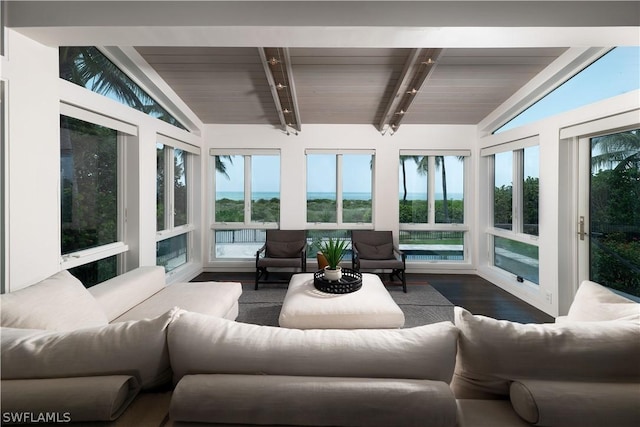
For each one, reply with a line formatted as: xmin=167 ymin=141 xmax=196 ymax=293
xmin=217 ymin=192 xmax=464 ymax=201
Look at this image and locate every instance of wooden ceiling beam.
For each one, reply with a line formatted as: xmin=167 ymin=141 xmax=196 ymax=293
xmin=260 ymin=47 xmax=302 ymax=134
xmin=378 ymin=48 xmax=443 ymax=134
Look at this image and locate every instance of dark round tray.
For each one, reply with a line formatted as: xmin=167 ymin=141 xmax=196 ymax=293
xmin=313 ymin=268 xmax=362 ymax=294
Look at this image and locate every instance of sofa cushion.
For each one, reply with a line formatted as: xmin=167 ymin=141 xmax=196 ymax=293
xmin=565 ymin=280 xmax=640 ymax=322
xmin=266 ymin=241 xmax=305 ymax=258
xmin=0 ymin=270 xmax=108 ymax=331
xmin=452 ymin=307 xmax=640 ymax=398
xmin=168 ymin=311 xmax=459 ymax=383
xmin=356 ymin=241 xmax=394 ymax=259
xmin=113 ymin=281 xmax=242 ymax=322
xmin=88 ymin=266 xmax=166 ymax=322
xmin=1 ymin=376 xmax=140 ymax=422
xmin=510 ymin=380 xmax=640 ymax=427
xmin=456 ymin=400 xmax=532 ymax=427
xmin=1 ymin=308 xmax=178 ymax=389
xmin=171 ymin=374 xmax=457 ymax=427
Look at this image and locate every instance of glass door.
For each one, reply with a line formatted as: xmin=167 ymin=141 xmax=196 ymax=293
xmin=578 ymin=129 xmax=640 ymax=298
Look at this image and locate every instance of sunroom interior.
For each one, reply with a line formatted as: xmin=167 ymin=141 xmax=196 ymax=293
xmin=1 ymin=1 xmax=639 ymax=318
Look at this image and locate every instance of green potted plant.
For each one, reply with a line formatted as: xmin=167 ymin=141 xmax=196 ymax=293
xmin=320 ymin=237 xmax=348 ymax=281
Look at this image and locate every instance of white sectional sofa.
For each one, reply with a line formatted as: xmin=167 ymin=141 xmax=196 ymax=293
xmin=0 ymin=267 xmax=242 ymax=422
xmin=1 ymin=269 xmax=639 ymax=427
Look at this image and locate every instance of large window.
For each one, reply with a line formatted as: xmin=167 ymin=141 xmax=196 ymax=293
xmin=485 ymin=140 xmax=540 ymax=284
xmin=212 ymin=151 xmax=280 ymax=259
xmin=496 ymin=47 xmax=640 ymax=133
xmin=156 ymin=136 xmax=198 ymax=272
xmin=306 ymin=151 xmax=373 ymax=226
xmin=306 ymin=151 xmax=372 ymax=257
xmin=398 ymin=151 xmax=468 ymax=262
xmin=60 ymin=114 xmax=127 ymax=287
xmin=59 ymin=46 xmax=186 ymax=130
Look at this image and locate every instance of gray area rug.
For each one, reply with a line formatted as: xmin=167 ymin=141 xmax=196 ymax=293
xmin=237 ymin=278 xmax=454 ymax=328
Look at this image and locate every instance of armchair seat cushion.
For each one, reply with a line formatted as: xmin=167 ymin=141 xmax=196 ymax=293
xmin=257 ymin=257 xmax=304 ymax=268
xmin=359 ymin=258 xmax=404 ymax=270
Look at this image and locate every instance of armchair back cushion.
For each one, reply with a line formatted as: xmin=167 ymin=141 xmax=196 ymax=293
xmin=356 ymin=241 xmax=394 ymax=259
xmin=264 ymin=230 xmax=306 ymax=258
xmin=0 ymin=270 xmax=108 ymax=331
xmin=352 ymin=230 xmax=396 ymax=259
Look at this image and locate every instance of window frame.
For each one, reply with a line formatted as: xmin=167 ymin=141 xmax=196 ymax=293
xmin=482 ymin=137 xmax=540 ymax=284
xmin=305 ymin=149 xmax=375 ymax=230
xmin=211 ymin=149 xmax=281 ymax=230
xmin=156 ymin=134 xmax=198 ymax=271
xmin=398 ymin=150 xmax=470 ymax=263
xmin=59 ymin=108 xmax=131 ymax=272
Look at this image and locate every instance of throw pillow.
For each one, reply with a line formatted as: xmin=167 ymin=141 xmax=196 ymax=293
xmin=566 ymin=280 xmax=640 ymax=322
xmin=452 ymin=307 xmax=640 ymax=398
xmin=356 ymin=242 xmax=394 ymax=260
xmin=168 ymin=311 xmax=459 ymax=383
xmin=1 ymin=308 xmax=179 ymax=389
xmin=510 ymin=380 xmax=640 ymax=427
xmin=0 ymin=270 xmax=109 ymax=331
xmin=266 ymin=241 xmax=304 ymax=258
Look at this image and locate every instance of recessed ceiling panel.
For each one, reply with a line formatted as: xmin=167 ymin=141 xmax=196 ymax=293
xmin=136 ymin=47 xmax=280 ymax=125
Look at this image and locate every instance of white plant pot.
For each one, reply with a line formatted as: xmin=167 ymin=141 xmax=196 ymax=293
xmin=324 ymin=266 xmax=342 ymax=281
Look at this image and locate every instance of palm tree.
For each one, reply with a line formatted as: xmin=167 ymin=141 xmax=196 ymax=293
xmin=415 ymin=155 xmax=465 ymax=223
xmin=399 ymin=155 xmax=421 ymax=201
xmin=60 ymin=47 xmax=184 ymax=128
xmin=591 ymin=130 xmax=640 ymax=172
xmin=215 ymin=155 xmax=234 ymax=179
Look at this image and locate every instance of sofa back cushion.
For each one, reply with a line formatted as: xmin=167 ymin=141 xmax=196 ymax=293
xmin=1 ymin=308 xmax=178 ymax=389
xmin=88 ymin=266 xmax=166 ymax=322
xmin=168 ymin=311 xmax=459 ymax=383
xmin=564 ymin=280 xmax=640 ymax=322
xmin=0 ymin=270 xmax=108 ymax=331
xmin=452 ymin=307 xmax=640 ymax=398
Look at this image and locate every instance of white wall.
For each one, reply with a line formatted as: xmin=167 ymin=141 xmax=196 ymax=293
xmin=3 ymin=30 xmax=60 ymax=290
xmin=2 ymin=30 xmax=204 ymax=291
xmin=203 ymin=123 xmax=477 ymax=272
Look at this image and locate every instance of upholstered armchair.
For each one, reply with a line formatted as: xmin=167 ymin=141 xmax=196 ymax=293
xmin=351 ymin=230 xmax=406 ymax=293
xmin=255 ymin=230 xmax=307 ymax=290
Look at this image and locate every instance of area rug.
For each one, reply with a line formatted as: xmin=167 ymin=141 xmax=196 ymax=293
xmin=237 ymin=280 xmax=454 ymax=328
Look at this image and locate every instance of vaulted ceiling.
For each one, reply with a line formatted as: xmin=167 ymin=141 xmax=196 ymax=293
xmin=136 ymin=46 xmax=568 ymax=129
xmin=7 ymin=1 xmax=636 ymax=132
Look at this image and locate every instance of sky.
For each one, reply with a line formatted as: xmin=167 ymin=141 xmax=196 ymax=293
xmin=497 ymin=46 xmax=640 ymax=133
xmin=216 ymin=47 xmax=637 ymax=195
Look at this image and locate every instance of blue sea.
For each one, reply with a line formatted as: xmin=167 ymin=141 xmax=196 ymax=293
xmin=217 ymin=192 xmax=463 ymax=201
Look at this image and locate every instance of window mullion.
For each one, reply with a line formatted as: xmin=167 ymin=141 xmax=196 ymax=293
xmin=513 ymin=150 xmax=524 ymax=233
xmin=167 ymin=147 xmax=175 ymax=230
xmin=336 ymin=154 xmax=343 ymax=225
xmin=244 ymin=155 xmax=252 ymax=224
xmin=428 ymin=156 xmax=436 ymax=224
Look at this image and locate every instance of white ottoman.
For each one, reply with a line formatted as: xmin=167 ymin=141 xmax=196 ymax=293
xmin=278 ymin=273 xmax=405 ymax=329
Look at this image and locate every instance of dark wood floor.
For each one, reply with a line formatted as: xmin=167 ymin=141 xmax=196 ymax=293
xmin=193 ymin=272 xmax=555 ymax=324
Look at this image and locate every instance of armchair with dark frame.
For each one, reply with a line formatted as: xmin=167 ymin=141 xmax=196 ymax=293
xmin=255 ymin=230 xmax=307 ymax=290
xmin=351 ymin=230 xmax=407 ymax=293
